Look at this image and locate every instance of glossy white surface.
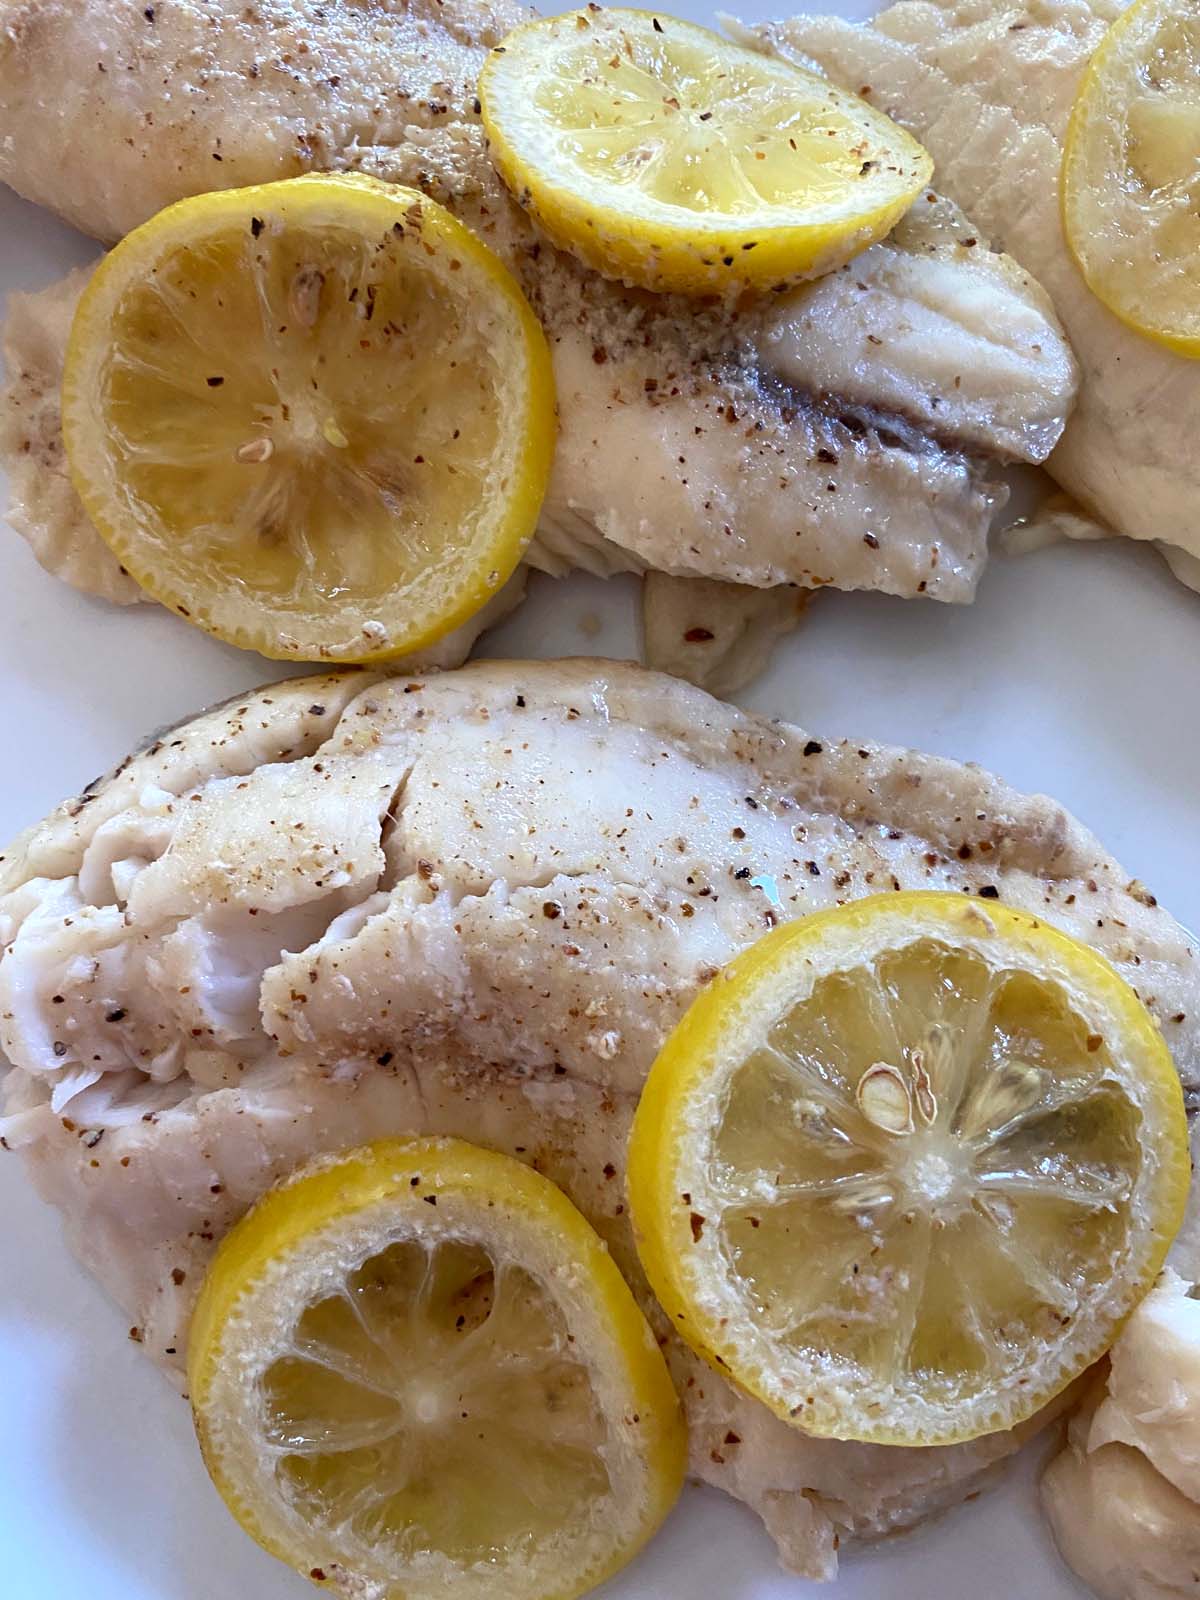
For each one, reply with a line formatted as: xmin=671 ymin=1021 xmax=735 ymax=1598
xmin=1 ymin=7 xmax=1196 ymax=1593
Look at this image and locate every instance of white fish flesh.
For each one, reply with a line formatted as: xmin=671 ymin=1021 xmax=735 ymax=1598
xmin=731 ymin=0 xmax=1200 ymax=589
xmin=0 ymin=0 xmax=1076 ymax=621
xmin=1 ymin=658 xmax=1196 ymax=1579
xmin=1041 ymin=1268 xmax=1200 ymax=1599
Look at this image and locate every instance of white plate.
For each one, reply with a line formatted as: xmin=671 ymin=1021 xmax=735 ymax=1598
xmin=1 ymin=5 xmax=1196 ymax=1593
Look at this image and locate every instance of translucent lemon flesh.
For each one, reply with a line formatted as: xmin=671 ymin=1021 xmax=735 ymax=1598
xmin=479 ymin=8 xmax=933 ymax=295
xmin=629 ymin=892 xmax=1188 ymax=1447
xmin=189 ymin=1140 xmax=685 ymax=1600
xmin=1062 ymin=0 xmax=1200 ymax=356
xmin=63 ymin=177 xmax=555 ymax=661
xmin=266 ymin=1246 xmax=614 ymax=1567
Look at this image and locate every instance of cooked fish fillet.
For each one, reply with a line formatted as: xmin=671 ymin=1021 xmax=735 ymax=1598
xmin=731 ymin=0 xmax=1200 ymax=589
xmin=1 ymin=658 xmax=1197 ymax=1580
xmin=996 ymin=495 xmax=1113 ymax=562
xmin=641 ymin=572 xmax=811 ymax=695
xmin=1041 ymin=1269 xmax=1200 ymax=1600
xmin=0 ymin=0 xmax=1076 ymax=615
xmin=0 ymin=266 xmax=140 ymax=605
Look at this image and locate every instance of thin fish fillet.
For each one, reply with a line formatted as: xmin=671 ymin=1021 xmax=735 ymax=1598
xmin=0 ymin=0 xmax=1076 ymax=623
xmin=1 ymin=658 xmax=1196 ymax=1580
xmin=731 ymin=0 xmax=1200 ymax=587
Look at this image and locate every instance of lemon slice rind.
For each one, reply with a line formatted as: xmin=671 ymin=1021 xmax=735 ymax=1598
xmin=628 ymin=891 xmax=1189 ymax=1448
xmin=480 ymin=8 xmax=933 ymax=295
xmin=63 ymin=176 xmax=556 ymax=663
xmin=1062 ymin=0 xmax=1200 ymax=358
xmin=189 ymin=1138 xmax=685 ymax=1600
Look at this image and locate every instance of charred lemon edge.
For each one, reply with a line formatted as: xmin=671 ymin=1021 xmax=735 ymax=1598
xmin=628 ymin=890 xmax=1190 ymax=1447
xmin=62 ymin=174 xmax=557 ymax=663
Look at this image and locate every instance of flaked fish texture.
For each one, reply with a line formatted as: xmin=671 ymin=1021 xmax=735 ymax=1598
xmin=0 ymin=0 xmax=1076 ymax=620
xmin=1 ymin=658 xmax=1197 ymax=1580
xmin=731 ymin=0 xmax=1200 ymax=592
xmin=1041 ymin=1269 xmax=1200 ymax=1600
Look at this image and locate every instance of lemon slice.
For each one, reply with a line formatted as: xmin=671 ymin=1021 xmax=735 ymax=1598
xmin=1062 ymin=0 xmax=1200 ymax=357
xmin=189 ymin=1139 xmax=685 ymax=1599
xmin=479 ymin=8 xmax=933 ymax=295
xmin=628 ymin=891 xmax=1188 ymax=1447
xmin=62 ymin=176 xmax=555 ymax=662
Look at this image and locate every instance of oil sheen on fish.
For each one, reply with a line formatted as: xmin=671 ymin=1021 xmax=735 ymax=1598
xmin=731 ymin=0 xmax=1200 ymax=588
xmin=1 ymin=659 xmax=1196 ymax=1580
xmin=0 ymin=0 xmax=1076 ymax=619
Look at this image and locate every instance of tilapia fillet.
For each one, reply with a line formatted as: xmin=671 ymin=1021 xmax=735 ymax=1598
xmin=1041 ymin=1269 xmax=1200 ymax=1600
xmin=0 ymin=0 xmax=1076 ymax=619
xmin=732 ymin=0 xmax=1200 ymax=585
xmin=2 ymin=659 xmax=1197 ymax=1581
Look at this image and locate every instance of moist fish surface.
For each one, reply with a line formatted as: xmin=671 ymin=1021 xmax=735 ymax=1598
xmin=0 ymin=0 xmax=1076 ymax=633
xmin=1 ymin=658 xmax=1197 ymax=1582
xmin=732 ymin=0 xmax=1200 ymax=588
xmin=1041 ymin=1268 xmax=1200 ymax=1600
